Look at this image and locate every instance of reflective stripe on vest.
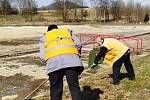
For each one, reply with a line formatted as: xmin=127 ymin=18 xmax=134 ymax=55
xmin=45 ymin=37 xmax=72 ymax=45
xmin=45 ymin=44 xmax=75 ymax=52
xmin=44 ymin=28 xmax=79 ymax=60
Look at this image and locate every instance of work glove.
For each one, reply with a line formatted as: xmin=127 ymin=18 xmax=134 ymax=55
xmin=90 ymin=63 xmax=98 ymax=69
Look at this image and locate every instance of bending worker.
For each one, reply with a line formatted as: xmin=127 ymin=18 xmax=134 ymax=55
xmin=91 ymin=37 xmax=135 ymax=85
xmin=39 ymin=25 xmax=84 ymax=100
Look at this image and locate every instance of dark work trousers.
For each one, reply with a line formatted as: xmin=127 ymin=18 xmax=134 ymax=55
xmin=48 ymin=67 xmax=83 ymax=100
xmin=112 ymin=50 xmax=135 ymax=82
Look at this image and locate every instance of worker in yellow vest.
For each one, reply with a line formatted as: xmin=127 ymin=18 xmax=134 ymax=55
xmin=39 ymin=25 xmax=84 ymax=100
xmin=91 ymin=37 xmax=135 ymax=85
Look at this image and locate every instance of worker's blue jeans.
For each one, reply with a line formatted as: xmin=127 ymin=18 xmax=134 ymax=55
xmin=112 ymin=50 xmax=135 ymax=82
xmin=48 ymin=67 xmax=82 ymax=100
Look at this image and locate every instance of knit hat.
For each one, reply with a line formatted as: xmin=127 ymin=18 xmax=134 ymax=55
xmin=47 ymin=24 xmax=58 ymax=31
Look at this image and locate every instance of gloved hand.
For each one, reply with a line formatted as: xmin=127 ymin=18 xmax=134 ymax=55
xmin=90 ymin=63 xmax=98 ymax=69
xmin=98 ymin=60 xmax=103 ymax=64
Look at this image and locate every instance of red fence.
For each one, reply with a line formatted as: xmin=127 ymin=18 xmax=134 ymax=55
xmin=76 ymin=33 xmax=143 ymax=55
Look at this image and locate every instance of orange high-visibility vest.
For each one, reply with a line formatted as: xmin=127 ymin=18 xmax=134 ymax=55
xmin=44 ymin=28 xmax=79 ymax=60
xmin=101 ymin=38 xmax=129 ymax=66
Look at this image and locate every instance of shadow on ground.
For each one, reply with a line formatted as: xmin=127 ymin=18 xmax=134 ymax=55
xmin=107 ymin=73 xmax=129 ymax=80
xmin=81 ymin=85 xmax=104 ymax=100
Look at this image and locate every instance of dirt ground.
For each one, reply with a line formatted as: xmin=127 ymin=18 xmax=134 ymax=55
xmin=0 ymin=25 xmax=150 ymax=100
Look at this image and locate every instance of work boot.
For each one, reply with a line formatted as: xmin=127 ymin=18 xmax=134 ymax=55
xmin=110 ymin=80 xmax=120 ymax=85
xmin=128 ymin=76 xmax=135 ymax=80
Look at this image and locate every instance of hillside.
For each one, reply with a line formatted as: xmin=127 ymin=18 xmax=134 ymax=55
xmin=38 ymin=1 xmax=88 ymax=10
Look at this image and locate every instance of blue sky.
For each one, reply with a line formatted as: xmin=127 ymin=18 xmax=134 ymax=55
xmin=35 ymin=0 xmax=150 ymax=7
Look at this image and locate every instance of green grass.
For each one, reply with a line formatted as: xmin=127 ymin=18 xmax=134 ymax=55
xmin=117 ymin=54 xmax=150 ymax=99
xmin=81 ymin=53 xmax=150 ymax=100
xmin=34 ymin=53 xmax=150 ymax=100
xmin=0 ymin=12 xmax=62 ymax=26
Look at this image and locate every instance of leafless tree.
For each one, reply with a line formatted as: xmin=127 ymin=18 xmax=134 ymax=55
xmin=1 ymin=0 xmax=12 ymax=19
xmin=54 ymin=0 xmax=67 ymax=21
xmin=90 ymin=0 xmax=101 ymax=21
xmin=24 ymin=0 xmax=37 ymax=14
xmin=111 ymin=0 xmax=125 ymax=20
xmin=82 ymin=9 xmax=88 ymax=21
xmin=25 ymin=0 xmax=37 ymax=20
xmin=54 ymin=0 xmax=85 ymax=22
xmin=13 ymin=0 xmax=37 ymax=21
xmin=69 ymin=0 xmax=84 ymax=21
xmin=143 ymin=6 xmax=150 ymax=22
xmin=91 ymin=0 xmax=110 ymax=22
xmin=15 ymin=0 xmax=37 ymax=15
xmin=125 ymin=0 xmax=134 ymax=23
xmin=0 ymin=0 xmax=2 ymax=14
xmin=134 ymin=2 xmax=143 ymax=22
xmin=100 ymin=0 xmax=110 ymax=22
xmin=79 ymin=0 xmax=84 ymax=21
xmin=15 ymin=0 xmax=25 ymax=14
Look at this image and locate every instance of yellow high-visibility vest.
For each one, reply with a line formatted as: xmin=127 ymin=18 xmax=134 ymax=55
xmin=101 ymin=38 xmax=129 ymax=66
xmin=44 ymin=28 xmax=79 ymax=61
